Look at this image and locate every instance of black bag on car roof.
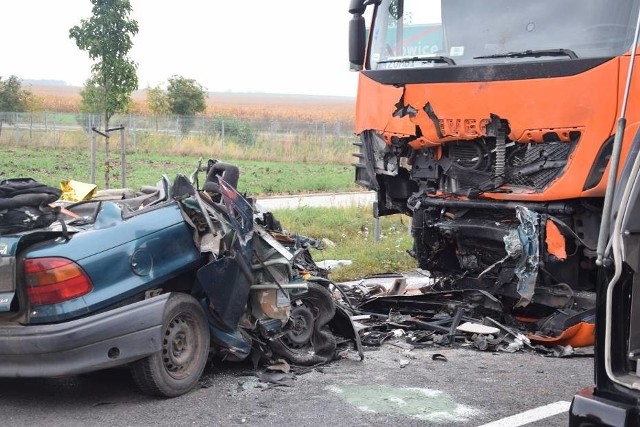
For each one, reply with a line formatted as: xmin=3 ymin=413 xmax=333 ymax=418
xmin=0 ymin=178 xmax=62 ymax=235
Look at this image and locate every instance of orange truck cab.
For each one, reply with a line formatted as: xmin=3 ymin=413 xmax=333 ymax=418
xmin=348 ymin=1 xmax=640 ymax=424
xmin=349 ymin=0 xmax=640 ymax=309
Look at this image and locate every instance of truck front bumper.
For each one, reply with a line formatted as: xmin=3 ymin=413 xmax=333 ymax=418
xmin=0 ymin=293 xmax=170 ymax=377
xmin=570 ymin=386 xmax=640 ymax=427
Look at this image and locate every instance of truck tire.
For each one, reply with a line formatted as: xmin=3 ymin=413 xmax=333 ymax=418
xmin=269 ymin=283 xmax=337 ymax=366
xmin=131 ymin=293 xmax=210 ymax=397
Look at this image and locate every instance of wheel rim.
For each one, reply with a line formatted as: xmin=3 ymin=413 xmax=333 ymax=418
xmin=162 ymin=314 xmax=198 ymax=379
xmin=283 ymin=303 xmax=316 ymax=348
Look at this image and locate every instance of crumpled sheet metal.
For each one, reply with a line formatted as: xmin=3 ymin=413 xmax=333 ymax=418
xmin=528 ymin=308 xmax=596 ymax=348
xmin=339 ymin=269 xmax=594 ymax=355
xmin=528 ymin=322 xmax=595 ymax=348
xmin=545 ymin=219 xmax=567 ymax=261
xmin=513 ymin=206 xmax=540 ymax=308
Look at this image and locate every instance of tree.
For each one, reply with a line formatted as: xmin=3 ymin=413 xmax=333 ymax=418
xmin=79 ymin=75 xmax=133 ymax=115
xmin=69 ymin=0 xmax=139 ymax=187
xmin=22 ymin=92 xmax=44 ymax=112
xmin=77 ymin=76 xmax=132 ymax=132
xmin=145 ymin=85 xmax=170 ymax=132
xmin=0 ymin=75 xmax=32 ymax=112
xmin=78 ymin=77 xmax=105 ymax=115
xmin=166 ymin=76 xmax=207 ymax=134
xmin=146 ymin=85 xmax=170 ymax=116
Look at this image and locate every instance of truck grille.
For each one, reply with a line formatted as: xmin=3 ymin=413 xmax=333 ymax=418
xmin=506 ymin=142 xmax=574 ymax=189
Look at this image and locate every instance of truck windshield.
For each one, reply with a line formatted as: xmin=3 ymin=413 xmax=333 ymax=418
xmin=369 ymin=0 xmax=640 ymax=69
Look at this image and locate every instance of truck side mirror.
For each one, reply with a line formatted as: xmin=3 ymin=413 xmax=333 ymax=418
xmin=349 ymin=0 xmax=366 ymax=14
xmin=349 ymin=14 xmax=366 ymax=70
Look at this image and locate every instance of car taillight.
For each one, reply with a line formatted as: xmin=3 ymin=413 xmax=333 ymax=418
xmin=24 ymin=257 xmax=93 ymax=305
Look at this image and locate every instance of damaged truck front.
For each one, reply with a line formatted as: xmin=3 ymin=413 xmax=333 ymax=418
xmin=349 ymin=0 xmax=640 ymax=315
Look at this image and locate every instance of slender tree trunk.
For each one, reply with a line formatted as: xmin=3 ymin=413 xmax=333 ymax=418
xmin=104 ymin=111 xmax=110 ymax=189
xmin=104 ymin=76 xmax=110 ymax=189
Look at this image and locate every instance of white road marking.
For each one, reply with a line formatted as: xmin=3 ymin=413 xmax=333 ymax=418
xmin=477 ymin=401 xmax=571 ymax=427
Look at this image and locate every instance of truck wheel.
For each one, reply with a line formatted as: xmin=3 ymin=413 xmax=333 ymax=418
xmin=131 ymin=293 xmax=210 ymax=397
xmin=269 ymin=283 xmax=337 ymax=366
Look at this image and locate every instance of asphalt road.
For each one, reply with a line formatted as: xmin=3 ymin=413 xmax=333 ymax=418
xmin=0 ymin=341 xmax=593 ymax=427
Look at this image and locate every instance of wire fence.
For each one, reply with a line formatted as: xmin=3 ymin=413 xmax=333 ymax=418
xmin=0 ymin=111 xmax=357 ymax=165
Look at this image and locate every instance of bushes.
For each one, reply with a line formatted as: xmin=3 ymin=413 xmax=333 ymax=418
xmin=207 ymin=115 xmax=256 ymax=145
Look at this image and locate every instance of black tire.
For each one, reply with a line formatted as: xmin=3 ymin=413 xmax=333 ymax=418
xmin=131 ymin=293 xmax=210 ymax=397
xmin=269 ymin=283 xmax=337 ymax=366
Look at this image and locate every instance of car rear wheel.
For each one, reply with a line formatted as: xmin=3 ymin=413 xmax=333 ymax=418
xmin=131 ymin=293 xmax=210 ymax=397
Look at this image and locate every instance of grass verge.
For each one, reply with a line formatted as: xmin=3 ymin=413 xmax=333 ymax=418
xmin=272 ymin=206 xmax=417 ymax=281
xmin=0 ymin=146 xmax=358 ymax=195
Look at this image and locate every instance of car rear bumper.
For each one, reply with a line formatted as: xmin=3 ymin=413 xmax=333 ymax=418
xmin=0 ymin=293 xmax=170 ymax=377
xmin=570 ymin=386 xmax=640 ymax=427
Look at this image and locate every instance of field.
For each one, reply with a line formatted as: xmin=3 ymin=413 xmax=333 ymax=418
xmin=3 ymin=84 xmax=360 ymax=191
xmin=26 ymin=84 xmax=356 ymax=123
xmin=3 ymin=84 xmax=358 ymax=167
xmin=0 ymin=146 xmax=357 ymax=195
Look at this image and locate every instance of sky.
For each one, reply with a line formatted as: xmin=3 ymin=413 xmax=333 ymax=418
xmin=2 ymin=1 xmax=360 ymax=97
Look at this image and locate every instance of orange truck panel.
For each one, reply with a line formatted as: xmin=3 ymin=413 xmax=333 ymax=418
xmin=356 ymin=58 xmax=640 ymax=201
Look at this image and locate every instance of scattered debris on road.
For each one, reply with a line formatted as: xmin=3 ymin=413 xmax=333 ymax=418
xmin=331 ymin=272 xmax=595 ymax=358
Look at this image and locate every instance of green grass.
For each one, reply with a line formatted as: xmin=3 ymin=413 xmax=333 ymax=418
xmin=273 ymin=206 xmax=417 ymax=281
xmin=239 ymin=161 xmax=354 ymax=194
xmin=0 ymin=146 xmax=358 ymax=195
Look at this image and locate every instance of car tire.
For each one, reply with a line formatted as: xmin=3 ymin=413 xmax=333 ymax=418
xmin=269 ymin=283 xmax=337 ymax=366
xmin=131 ymin=293 xmax=210 ymax=397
